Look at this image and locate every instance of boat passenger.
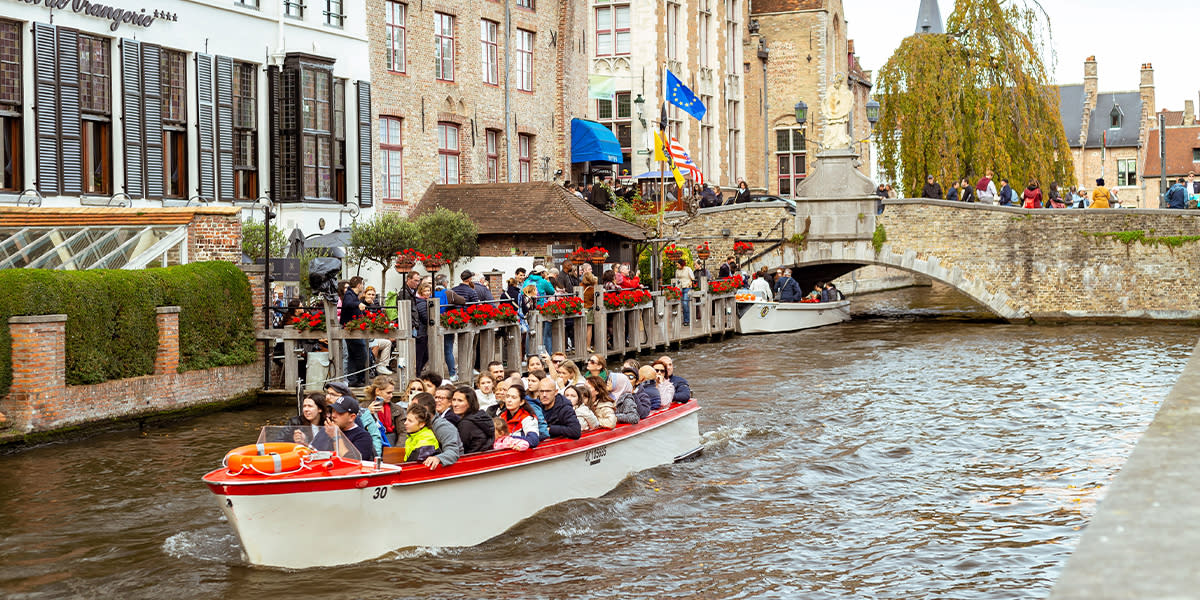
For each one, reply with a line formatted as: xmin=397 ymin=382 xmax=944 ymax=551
xmin=534 ymin=378 xmax=582 ymax=439
xmin=584 ymin=354 xmax=609 ymax=381
xmin=525 ymin=370 xmax=544 ymax=393
xmin=434 ymin=383 xmax=456 ymax=419
xmin=474 ymin=373 xmax=498 ymax=411
xmin=526 ymin=354 xmax=549 ymax=375
xmin=824 ymin=283 xmax=844 ymax=301
xmin=322 ymin=395 xmax=376 ymax=462
xmin=450 ymin=386 xmax=494 ymax=454
xmin=497 ymin=384 xmax=541 ymax=448
xmin=608 ymin=372 xmax=641 ymax=425
xmin=325 ymin=381 xmax=384 ymax=456
xmin=633 ymin=366 xmax=661 ymax=418
xmin=286 ymin=393 xmax=327 ymax=444
xmin=565 ymin=384 xmax=598 ymax=432
xmin=404 ymin=379 xmax=426 ymax=401
xmin=774 ymin=269 xmax=802 ymax=302
xmin=365 ymin=375 xmax=402 ymax=445
xmin=804 ymin=283 xmax=823 ymax=302
xmin=409 ymin=393 xmax=464 ymax=470
xmin=586 ymin=376 xmax=617 ymax=429
xmin=656 ymin=356 xmax=692 ymax=403
xmin=651 ymin=360 xmax=675 ymax=408
xmin=550 ymin=351 xmax=567 ymax=368
xmin=556 ymin=359 xmax=586 ymax=389
xmin=487 ymin=361 xmax=506 ymax=384
xmin=402 ymin=404 xmax=440 ymax=463
xmin=492 ymin=417 xmax=531 ymax=452
xmin=749 ymin=269 xmax=774 ymax=301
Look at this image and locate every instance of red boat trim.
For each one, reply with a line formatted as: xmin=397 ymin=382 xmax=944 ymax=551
xmin=203 ymin=400 xmax=700 ymax=496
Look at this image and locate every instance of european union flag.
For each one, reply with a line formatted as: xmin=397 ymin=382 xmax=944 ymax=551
xmin=665 ymin=70 xmax=706 ymax=122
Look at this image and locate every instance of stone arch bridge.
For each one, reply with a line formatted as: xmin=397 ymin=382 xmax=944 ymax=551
xmin=676 ymin=197 xmax=1200 ymax=322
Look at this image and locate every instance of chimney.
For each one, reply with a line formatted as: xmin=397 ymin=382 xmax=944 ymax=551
xmin=1078 ymin=56 xmax=1098 ymax=146
xmin=847 ymin=39 xmax=855 ymax=55
xmin=1139 ymin=63 xmax=1156 ymax=151
xmin=1186 ymin=100 xmax=1196 ymax=126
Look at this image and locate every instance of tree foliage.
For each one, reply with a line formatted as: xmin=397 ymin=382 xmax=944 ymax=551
xmin=875 ymin=0 xmax=1074 ymax=197
xmin=347 ymin=211 xmax=419 ymax=291
xmin=412 ymin=206 xmax=480 ymax=269
xmin=241 ymin=218 xmax=287 ymax=262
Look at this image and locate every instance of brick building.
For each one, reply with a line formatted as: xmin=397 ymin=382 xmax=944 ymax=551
xmin=1058 ymin=57 xmax=1156 ymax=207
xmin=743 ymin=0 xmax=873 ymax=198
xmin=1141 ymin=103 xmax=1200 ymax=201
xmin=367 ymin=0 xmax=590 ymax=211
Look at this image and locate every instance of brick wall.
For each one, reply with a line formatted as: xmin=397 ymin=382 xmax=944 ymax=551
xmin=1 ymin=310 xmax=261 ymax=435
xmin=187 ymin=211 xmax=243 ymax=262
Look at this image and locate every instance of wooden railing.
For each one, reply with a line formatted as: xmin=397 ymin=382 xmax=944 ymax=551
xmin=259 ymin=278 xmax=738 ymax=391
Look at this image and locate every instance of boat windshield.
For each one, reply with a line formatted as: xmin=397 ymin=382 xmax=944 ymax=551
xmin=254 ymin=425 xmax=363 ymax=463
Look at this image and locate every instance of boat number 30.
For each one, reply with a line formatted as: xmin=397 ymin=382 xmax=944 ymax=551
xmin=372 ymin=487 xmax=388 ymax=499
xmin=585 ymin=447 xmax=606 ymax=466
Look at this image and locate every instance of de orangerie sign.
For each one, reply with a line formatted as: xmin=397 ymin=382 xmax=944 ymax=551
xmin=12 ymin=0 xmax=180 ymax=31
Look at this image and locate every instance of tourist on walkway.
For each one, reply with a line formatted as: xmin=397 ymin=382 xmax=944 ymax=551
xmin=976 ymin=170 xmax=997 ymax=204
xmin=718 ymin=256 xmax=737 ymax=279
xmin=1090 ymin=178 xmax=1111 ymax=209
xmin=998 ymin=178 xmax=1014 ymax=206
xmin=1167 ymin=177 xmax=1189 ymax=209
xmin=675 ymin=258 xmax=694 ymax=326
xmin=339 ymin=277 xmax=369 ymax=386
xmin=921 ymin=175 xmax=943 ymax=199
xmin=451 ymin=270 xmax=480 ymax=304
xmin=956 ymin=177 xmax=977 ymax=203
xmin=1022 ymin=180 xmax=1043 ymax=209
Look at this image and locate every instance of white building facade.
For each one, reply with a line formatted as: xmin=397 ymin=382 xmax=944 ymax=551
xmin=0 ymin=0 xmax=372 ymax=234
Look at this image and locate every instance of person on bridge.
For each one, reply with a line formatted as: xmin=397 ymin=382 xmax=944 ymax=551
xmin=1022 ymin=180 xmax=1043 ymax=209
xmin=921 ymin=175 xmax=943 ymax=199
xmin=998 ymin=178 xmax=1014 ymax=206
xmin=975 ymin=170 xmax=997 ymax=204
xmin=1090 ymin=178 xmax=1111 ymax=209
xmin=1167 ymin=177 xmax=1189 ymax=209
xmin=774 ymin=269 xmax=802 ymax=302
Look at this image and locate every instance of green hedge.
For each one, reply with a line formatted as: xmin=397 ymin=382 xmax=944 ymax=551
xmin=0 ymin=261 xmax=256 ymax=397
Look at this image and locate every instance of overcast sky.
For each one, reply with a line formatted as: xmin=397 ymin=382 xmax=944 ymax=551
xmin=843 ymin=0 xmax=1197 ymax=113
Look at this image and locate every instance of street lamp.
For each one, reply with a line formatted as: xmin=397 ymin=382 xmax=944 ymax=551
xmin=256 ymin=195 xmax=277 ymax=387
xmin=866 ymin=99 xmax=880 ymax=126
xmin=794 ymin=101 xmax=808 ymax=126
xmin=634 ymin=93 xmax=646 ymax=128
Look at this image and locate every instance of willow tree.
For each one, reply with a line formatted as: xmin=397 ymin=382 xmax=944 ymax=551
xmin=875 ymin=0 xmax=1074 ymax=197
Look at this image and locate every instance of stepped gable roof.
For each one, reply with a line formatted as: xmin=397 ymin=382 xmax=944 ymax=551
xmin=1142 ymin=126 xmax=1200 ymax=178
xmin=1058 ymin=84 xmax=1086 ymax=146
xmin=411 ymin=182 xmax=648 ymax=240
xmin=1085 ymin=91 xmax=1143 ymax=149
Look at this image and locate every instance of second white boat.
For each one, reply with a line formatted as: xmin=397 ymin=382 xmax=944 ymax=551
xmin=735 ymin=299 xmax=850 ymax=334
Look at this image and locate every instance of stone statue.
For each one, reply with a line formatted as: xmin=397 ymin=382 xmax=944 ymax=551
xmin=822 ymin=73 xmax=853 ymax=149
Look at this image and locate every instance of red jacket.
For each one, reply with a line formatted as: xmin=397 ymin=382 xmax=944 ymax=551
xmin=1022 ymin=188 xmax=1042 ymax=208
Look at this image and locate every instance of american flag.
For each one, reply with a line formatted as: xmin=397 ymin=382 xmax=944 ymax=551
xmin=667 ymin=137 xmax=704 ymax=186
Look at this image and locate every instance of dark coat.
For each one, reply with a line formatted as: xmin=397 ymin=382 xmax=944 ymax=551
xmin=998 ymin=184 xmax=1014 ymax=205
xmin=775 ymin=276 xmax=802 ymax=302
xmin=718 ymin=262 xmax=733 ymax=279
xmin=472 ymin=282 xmax=495 ymax=302
xmin=456 ymin=409 xmax=495 ymax=454
xmin=668 ymin=375 xmax=691 ymax=402
xmin=450 ymin=283 xmax=479 ymax=304
xmin=922 ymin=182 xmax=943 ymax=199
xmin=541 ymin=395 xmax=582 ymax=439
xmin=614 ymin=393 xmax=640 ymax=425
xmin=340 ymin=288 xmax=363 ymax=324
xmin=1167 ymin=183 xmax=1188 ymax=209
xmin=633 ymin=381 xmax=659 ymax=418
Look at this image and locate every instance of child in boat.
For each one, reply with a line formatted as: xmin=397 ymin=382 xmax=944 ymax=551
xmin=565 ymin=384 xmax=598 ymax=432
xmin=492 ymin=417 xmax=531 ymax=452
xmin=403 ymin=404 xmax=440 ymax=462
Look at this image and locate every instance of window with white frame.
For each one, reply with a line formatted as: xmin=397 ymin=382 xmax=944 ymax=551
xmin=775 ymin=127 xmax=806 ymax=197
xmin=385 ymin=2 xmax=406 ymax=73
xmin=486 ymin=129 xmax=499 ymax=182
xmin=597 ymin=92 xmax=631 ymax=169
xmin=380 ymin=117 xmax=403 ymax=200
xmin=437 ymin=122 xmax=459 ymax=184
xmin=698 ymin=2 xmax=711 ymax=68
xmin=518 ymin=133 xmax=532 ymax=182
xmin=480 ymin=19 xmax=498 ymax=85
xmin=666 ymin=2 xmax=679 ymax=60
xmin=726 ymin=99 xmax=740 ymax=181
xmin=1117 ymin=158 xmax=1136 ymax=187
xmin=701 ymin=94 xmax=714 ymax=176
xmin=435 ymin=12 xmax=455 ymax=82
xmin=516 ymin=29 xmax=533 ymax=91
xmin=725 ymin=0 xmax=739 ymax=75
xmin=594 ymin=4 xmax=630 ymax=56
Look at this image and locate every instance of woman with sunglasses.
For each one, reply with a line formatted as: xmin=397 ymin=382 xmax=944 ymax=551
xmin=652 ymin=359 xmax=675 ymax=409
xmin=584 ymin=354 xmax=609 ymax=381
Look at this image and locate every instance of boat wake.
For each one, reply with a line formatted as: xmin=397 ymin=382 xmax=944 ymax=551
xmin=162 ymin=528 xmax=242 ymax=564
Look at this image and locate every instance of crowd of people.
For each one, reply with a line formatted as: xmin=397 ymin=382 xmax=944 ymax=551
xmin=917 ymin=171 xmax=1122 ymax=209
xmin=746 ymin=266 xmax=845 ymax=304
xmin=282 ymin=354 xmax=693 ymax=465
xmin=564 ymin=176 xmax=756 ymax=211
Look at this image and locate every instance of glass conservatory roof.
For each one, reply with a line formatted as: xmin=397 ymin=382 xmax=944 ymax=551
xmin=0 ymin=224 xmax=190 ymax=270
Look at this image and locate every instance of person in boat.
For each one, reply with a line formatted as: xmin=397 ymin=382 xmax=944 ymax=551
xmin=633 ymin=366 xmax=662 ymax=418
xmin=409 ymin=393 xmax=464 ymax=470
xmin=651 ymin=360 xmax=675 ymax=407
xmin=448 ymin=386 xmax=494 ymax=454
xmin=365 ymin=376 xmax=402 ymax=445
xmin=749 ymin=268 xmax=774 ymax=301
xmin=804 ymin=282 xmax=824 ymax=303
xmin=402 ymin=403 xmax=440 ymax=463
xmin=555 ymin=359 xmax=586 ymax=389
xmin=404 ymin=378 xmax=426 ymax=402
xmin=492 ymin=417 xmax=531 ymax=452
xmin=474 ymin=373 xmax=498 ymax=412
xmin=318 ymin=395 xmax=376 ymax=462
xmin=823 ymin=282 xmax=845 ymax=301
xmin=608 ymin=372 xmax=641 ymax=425
xmin=434 ymin=383 xmax=456 ymax=419
xmin=586 ymin=376 xmax=618 ymax=429
xmin=526 ymin=353 xmax=550 ymax=376
xmin=325 ymin=381 xmax=384 ymax=456
xmin=584 ymin=354 xmax=609 ymax=381
xmin=498 ymin=383 xmax=541 ymax=448
xmin=656 ymin=356 xmax=692 ymax=403
xmin=774 ymin=268 xmax=802 ymax=303
xmin=565 ymin=384 xmax=599 ymax=432
xmin=487 ymin=361 xmax=507 ymax=385
xmin=286 ymin=393 xmax=327 ymax=444
xmin=533 ymin=378 xmax=582 ymax=440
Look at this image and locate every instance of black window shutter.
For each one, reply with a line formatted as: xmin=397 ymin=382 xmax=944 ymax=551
xmin=121 ymin=39 xmax=144 ymax=198
xmin=196 ymin=53 xmax=216 ymax=200
xmin=56 ymin=28 xmax=82 ymax=195
xmin=215 ymin=56 xmax=235 ymax=200
xmin=356 ymin=81 xmax=372 ymax=207
xmin=267 ymin=65 xmax=282 ymax=203
xmin=142 ymin=44 xmax=164 ymax=199
xmin=33 ymin=22 xmax=59 ymax=195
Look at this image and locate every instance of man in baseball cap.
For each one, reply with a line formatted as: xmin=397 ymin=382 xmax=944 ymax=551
xmin=323 ymin=391 xmax=375 ymax=461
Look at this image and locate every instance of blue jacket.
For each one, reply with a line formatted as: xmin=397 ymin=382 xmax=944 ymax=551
xmin=669 ymin=374 xmax=691 ymax=403
xmin=1167 ymin=183 xmax=1188 ymax=209
xmin=526 ymin=274 xmax=556 ymax=307
xmin=526 ymin=397 xmax=552 ymax=440
xmin=776 ymin=276 xmax=802 ymax=302
xmin=541 ymin=394 xmax=582 ymax=439
xmin=633 ymin=381 xmax=659 ymax=418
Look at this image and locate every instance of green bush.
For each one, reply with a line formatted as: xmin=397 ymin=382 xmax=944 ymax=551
xmin=0 ymin=262 xmax=256 ymax=397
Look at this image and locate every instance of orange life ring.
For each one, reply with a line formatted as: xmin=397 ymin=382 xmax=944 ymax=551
xmin=224 ymin=442 xmax=312 ymax=474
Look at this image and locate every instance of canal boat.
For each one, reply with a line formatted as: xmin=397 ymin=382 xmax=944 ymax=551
xmin=201 ymin=400 xmax=702 ymax=569
xmin=735 ymin=298 xmax=851 ymax=334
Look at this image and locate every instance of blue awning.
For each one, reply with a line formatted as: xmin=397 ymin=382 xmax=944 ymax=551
xmin=570 ymin=118 xmax=623 ymax=164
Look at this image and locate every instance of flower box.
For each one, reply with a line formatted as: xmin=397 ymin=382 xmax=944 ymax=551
xmin=708 ymin=275 xmax=743 ymax=294
xmin=663 ymin=286 xmax=682 ymax=301
xmin=288 ymin=310 xmax=327 ymax=332
xmin=603 ymin=289 xmax=653 ymax=310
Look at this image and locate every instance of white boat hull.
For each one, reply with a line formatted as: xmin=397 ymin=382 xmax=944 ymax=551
xmin=207 ymin=406 xmax=700 ymax=568
xmin=736 ymin=299 xmax=850 ymax=334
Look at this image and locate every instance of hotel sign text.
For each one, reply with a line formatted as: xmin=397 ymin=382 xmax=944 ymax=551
xmin=13 ymin=0 xmax=180 ymax=31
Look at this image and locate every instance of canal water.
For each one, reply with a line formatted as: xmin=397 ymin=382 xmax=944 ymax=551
xmin=1 ymin=285 xmax=1195 ymax=599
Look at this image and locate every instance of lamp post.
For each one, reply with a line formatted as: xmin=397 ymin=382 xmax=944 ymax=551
xmin=794 ymin=100 xmax=808 ymax=126
xmin=257 ymin=195 xmax=277 ymax=388
xmin=634 ymin=93 xmax=646 ymax=128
